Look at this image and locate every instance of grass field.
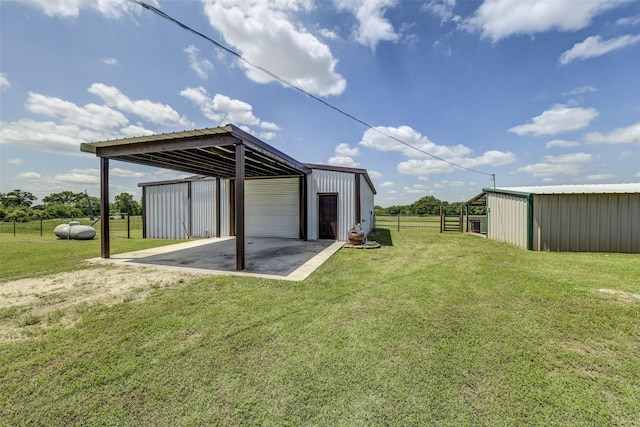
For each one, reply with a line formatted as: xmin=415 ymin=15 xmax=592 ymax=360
xmin=1 ymin=229 xmax=639 ymax=425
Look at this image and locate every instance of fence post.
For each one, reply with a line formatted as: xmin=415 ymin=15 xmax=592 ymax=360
xmin=127 ymin=213 xmax=131 ymax=239
xmin=397 ymin=215 xmax=400 ymax=232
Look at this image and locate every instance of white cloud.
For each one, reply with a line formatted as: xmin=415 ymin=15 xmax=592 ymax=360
xmin=101 ymin=57 xmax=119 ymax=66
xmin=26 ymin=92 xmax=129 ymax=131
xmin=360 ymin=126 xmax=472 ymax=159
xmin=23 ymin=0 xmax=159 ymax=18
xmin=88 ymin=83 xmax=192 ymax=128
xmin=380 ymin=181 xmax=395 ymax=188
xmin=120 ymin=125 xmax=155 ymax=137
xmin=335 ymin=142 xmax=360 ymax=157
xmin=259 ymin=132 xmax=276 ymax=141
xmin=543 ymin=153 xmax=592 ymax=163
xmin=397 ymin=150 xmax=515 ymax=176
xmin=6 ymin=158 xmax=23 ymax=165
xmin=180 ymin=87 xmax=278 ymax=134
xmin=585 ymin=122 xmax=640 ymax=144
xmin=318 ymin=28 xmax=339 ymax=40
xmin=0 ymin=73 xmax=10 ymax=92
xmin=585 ymin=174 xmax=615 ymax=181
xmin=328 ymin=156 xmax=360 ymax=168
xmin=509 ymin=104 xmax=599 ymax=136
xmin=516 ymin=152 xmax=592 ymax=177
xmin=17 ymin=172 xmax=42 ymax=180
xmin=560 ymin=34 xmax=640 ymax=65
xmin=53 ymin=168 xmax=100 ymax=184
xmin=546 ymin=139 xmax=580 ymax=149
xmin=617 ymin=16 xmax=640 ymax=26
xmin=422 ymin=0 xmax=460 ymax=25
xmin=463 ymin=0 xmax=627 ymax=42
xmin=0 ymin=118 xmax=113 ymax=155
xmin=367 ymin=170 xmax=382 ymax=179
xmin=184 ymin=45 xmax=214 ymax=80
xmin=111 ymin=168 xmax=145 ymax=178
xmin=562 ymin=86 xmax=596 ymax=96
xmin=334 ymin=0 xmax=400 ymax=50
xmin=637 ymin=172 xmax=640 ymax=178
xmin=432 ymin=180 xmax=464 ymax=188
xmin=202 ymin=0 xmax=346 ymax=97
xmin=359 ymin=125 xmax=514 ymax=176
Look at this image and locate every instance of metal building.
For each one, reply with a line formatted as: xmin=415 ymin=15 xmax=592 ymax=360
xmin=482 ymin=184 xmax=640 ymax=253
xmin=140 ymin=165 xmax=376 ymax=242
xmin=82 ymin=125 xmax=376 ymax=270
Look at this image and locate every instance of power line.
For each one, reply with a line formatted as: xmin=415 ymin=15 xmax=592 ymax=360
xmin=131 ymin=0 xmax=494 ymax=177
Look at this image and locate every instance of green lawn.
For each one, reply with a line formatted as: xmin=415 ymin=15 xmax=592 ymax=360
xmin=0 ymin=231 xmax=181 ymax=281
xmin=1 ymin=229 xmax=639 ymax=425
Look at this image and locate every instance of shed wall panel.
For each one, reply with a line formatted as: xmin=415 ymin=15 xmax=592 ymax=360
xmin=145 ymin=183 xmax=189 ymax=239
xmin=359 ymin=177 xmax=375 ymax=236
xmin=534 ymin=193 xmax=640 ymax=253
xmin=487 ymin=193 xmax=528 ymax=249
xmin=307 ymin=170 xmax=356 ymax=241
xmin=190 ymin=179 xmax=216 ymax=238
xmin=245 ymin=178 xmax=299 ymax=238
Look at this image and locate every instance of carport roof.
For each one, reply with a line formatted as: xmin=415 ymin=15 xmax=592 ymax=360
xmin=80 ymin=124 xmax=308 ymax=178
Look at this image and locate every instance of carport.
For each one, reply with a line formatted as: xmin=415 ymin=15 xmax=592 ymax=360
xmin=81 ymin=124 xmax=309 ymax=270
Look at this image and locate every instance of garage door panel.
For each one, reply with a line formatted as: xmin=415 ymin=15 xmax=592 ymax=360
xmin=246 ymin=178 xmax=299 ymax=238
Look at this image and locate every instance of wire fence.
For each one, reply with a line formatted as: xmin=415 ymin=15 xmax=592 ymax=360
xmin=374 ymin=215 xmax=441 ymax=232
xmin=0 ymin=215 xmax=143 ymax=239
xmin=374 ymin=214 xmax=487 ymax=233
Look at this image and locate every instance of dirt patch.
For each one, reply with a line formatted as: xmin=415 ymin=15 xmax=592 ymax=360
xmin=0 ymin=266 xmax=194 ymax=342
xmin=596 ymin=288 xmax=640 ymax=304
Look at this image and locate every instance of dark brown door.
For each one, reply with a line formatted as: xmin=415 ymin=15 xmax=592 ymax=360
xmin=318 ymin=194 xmax=337 ymax=239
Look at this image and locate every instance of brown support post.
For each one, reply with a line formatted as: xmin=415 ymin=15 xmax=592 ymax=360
xmin=440 ymin=205 xmax=443 ymax=233
xmin=459 ymin=206 xmax=463 ymax=232
xmin=141 ymin=186 xmax=146 ymax=238
xmin=235 ymin=144 xmax=245 ymax=271
xmin=215 ymin=178 xmax=221 ymax=238
xmin=187 ymin=181 xmax=192 ymax=238
xmin=100 ymin=158 xmax=110 ymax=258
xmin=354 ymin=173 xmax=361 ymax=226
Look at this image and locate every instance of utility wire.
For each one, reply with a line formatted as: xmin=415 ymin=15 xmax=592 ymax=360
xmin=131 ymin=0 xmax=494 ymax=177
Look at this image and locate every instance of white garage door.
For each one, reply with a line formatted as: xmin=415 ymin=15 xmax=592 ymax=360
xmin=245 ymin=178 xmax=299 ymax=238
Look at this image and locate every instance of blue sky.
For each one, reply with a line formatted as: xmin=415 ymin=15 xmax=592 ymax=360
xmin=1 ymin=0 xmax=639 ymax=207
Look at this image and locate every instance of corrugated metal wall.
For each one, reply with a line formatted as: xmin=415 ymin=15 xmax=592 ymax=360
xmin=534 ymin=193 xmax=640 ymax=253
xmin=359 ymin=177 xmax=375 ymax=236
xmin=245 ymin=178 xmax=299 ymax=238
xmin=487 ymin=192 xmax=529 ymax=249
xmin=307 ymin=169 xmax=356 ymax=240
xmin=145 ymin=183 xmax=189 ymax=239
xmin=190 ymin=179 xmax=216 ymax=238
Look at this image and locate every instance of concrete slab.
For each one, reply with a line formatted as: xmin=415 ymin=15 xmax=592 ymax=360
xmin=87 ymin=237 xmax=343 ymax=281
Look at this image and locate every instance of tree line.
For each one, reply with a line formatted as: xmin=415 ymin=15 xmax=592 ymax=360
xmin=0 ymin=189 xmax=142 ymax=222
xmin=375 ymin=195 xmax=486 ymax=216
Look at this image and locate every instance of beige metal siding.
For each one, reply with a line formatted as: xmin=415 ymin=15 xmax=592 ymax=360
xmin=487 ymin=193 xmax=529 ymax=249
xmin=145 ymin=183 xmax=189 ymax=239
xmin=190 ymin=179 xmax=216 ymax=238
xmin=245 ymin=178 xmax=299 ymax=238
xmin=360 ymin=176 xmax=375 ymax=236
xmin=534 ymin=193 xmax=640 ymax=253
xmin=307 ymin=169 xmax=356 ymax=240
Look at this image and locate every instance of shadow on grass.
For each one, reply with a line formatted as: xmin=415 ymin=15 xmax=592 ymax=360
xmin=369 ymin=228 xmax=393 ymax=246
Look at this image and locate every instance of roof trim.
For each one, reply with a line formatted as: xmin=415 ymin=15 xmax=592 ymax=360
xmin=484 ymin=183 xmax=640 ymax=196
xmin=305 ymin=163 xmax=377 ymax=195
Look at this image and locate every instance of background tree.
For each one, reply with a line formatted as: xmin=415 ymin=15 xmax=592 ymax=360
xmin=0 ymin=189 xmax=37 ymax=207
xmin=112 ymin=192 xmax=142 ymax=216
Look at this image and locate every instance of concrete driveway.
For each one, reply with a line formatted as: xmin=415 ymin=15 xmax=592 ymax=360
xmin=88 ymin=237 xmax=343 ymax=281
